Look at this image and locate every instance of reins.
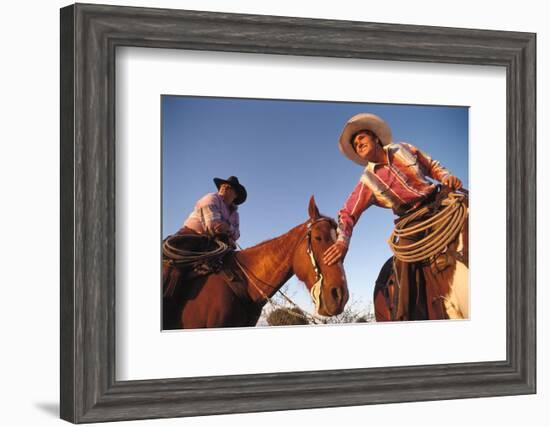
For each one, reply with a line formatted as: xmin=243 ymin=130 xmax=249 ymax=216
xmin=233 ymin=218 xmax=334 ymax=325
xmin=233 ymin=257 xmax=324 ymax=324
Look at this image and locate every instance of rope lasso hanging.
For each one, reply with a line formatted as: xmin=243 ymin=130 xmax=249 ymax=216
xmin=388 ymin=192 xmax=468 ymax=263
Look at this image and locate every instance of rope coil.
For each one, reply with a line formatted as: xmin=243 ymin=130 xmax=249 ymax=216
xmin=162 ymin=235 xmax=230 ymax=265
xmin=388 ymin=192 xmax=468 ymax=263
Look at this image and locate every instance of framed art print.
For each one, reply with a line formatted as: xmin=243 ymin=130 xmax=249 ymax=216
xmin=60 ymin=3 xmax=536 ymax=423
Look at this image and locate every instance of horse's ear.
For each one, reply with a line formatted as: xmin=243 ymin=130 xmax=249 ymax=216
xmin=308 ymin=195 xmax=320 ymax=220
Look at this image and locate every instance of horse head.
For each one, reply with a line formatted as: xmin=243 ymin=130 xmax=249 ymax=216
xmin=292 ymin=196 xmax=349 ymax=316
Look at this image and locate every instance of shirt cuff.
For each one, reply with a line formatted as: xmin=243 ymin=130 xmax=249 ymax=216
xmin=336 ymin=233 xmax=350 ymax=246
xmin=437 ymin=170 xmax=451 ymax=181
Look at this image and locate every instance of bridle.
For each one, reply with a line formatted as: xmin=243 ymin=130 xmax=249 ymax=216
xmin=305 ymin=218 xmax=330 ymax=309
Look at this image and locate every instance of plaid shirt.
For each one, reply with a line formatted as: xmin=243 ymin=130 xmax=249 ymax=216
xmin=337 ymin=142 xmax=451 ymax=245
xmin=183 ymin=192 xmax=240 ymax=241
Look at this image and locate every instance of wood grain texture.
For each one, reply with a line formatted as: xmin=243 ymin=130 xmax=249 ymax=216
xmin=60 ymin=4 xmax=75 ymax=422
xmin=60 ymin=3 xmax=536 ymax=423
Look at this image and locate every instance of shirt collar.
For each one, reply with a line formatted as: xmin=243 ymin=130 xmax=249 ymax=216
xmin=365 ymin=145 xmax=391 ymax=173
xmin=214 ymin=192 xmax=238 ymax=212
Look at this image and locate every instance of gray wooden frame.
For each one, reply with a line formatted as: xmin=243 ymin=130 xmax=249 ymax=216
xmin=60 ymin=3 xmax=536 ymax=424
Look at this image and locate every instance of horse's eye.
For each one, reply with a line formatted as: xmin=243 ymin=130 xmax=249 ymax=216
xmin=314 ymin=236 xmax=322 ymax=241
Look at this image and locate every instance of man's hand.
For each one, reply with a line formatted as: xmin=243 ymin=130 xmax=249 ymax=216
xmin=212 ymin=221 xmax=230 ymax=234
xmin=441 ymin=175 xmax=462 ymax=191
xmin=323 ymin=241 xmax=348 ymax=266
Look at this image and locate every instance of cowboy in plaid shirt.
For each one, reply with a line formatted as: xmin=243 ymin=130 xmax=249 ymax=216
xmin=179 ymin=176 xmax=247 ymax=247
xmin=323 ymin=113 xmax=462 ymax=265
xmin=322 ymin=113 xmax=469 ymax=321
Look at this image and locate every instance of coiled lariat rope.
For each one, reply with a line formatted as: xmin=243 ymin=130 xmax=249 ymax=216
xmin=162 ymin=235 xmax=230 ymax=265
xmin=388 ymin=192 xmax=468 ymax=263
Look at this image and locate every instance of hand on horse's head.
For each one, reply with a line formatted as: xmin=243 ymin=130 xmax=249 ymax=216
xmin=323 ymin=241 xmax=348 ymax=266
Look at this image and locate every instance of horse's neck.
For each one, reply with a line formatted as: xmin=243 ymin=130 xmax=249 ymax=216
xmin=236 ymin=223 xmax=306 ymax=302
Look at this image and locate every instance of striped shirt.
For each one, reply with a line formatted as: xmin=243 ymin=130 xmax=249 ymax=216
xmin=182 ymin=192 xmax=240 ymax=241
xmin=337 ymin=142 xmax=451 ymax=245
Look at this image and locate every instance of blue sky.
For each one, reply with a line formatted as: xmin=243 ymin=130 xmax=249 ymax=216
xmin=162 ymin=96 xmax=468 ymax=314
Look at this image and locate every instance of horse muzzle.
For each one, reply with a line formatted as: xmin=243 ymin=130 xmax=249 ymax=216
xmin=311 ymin=278 xmax=349 ymax=317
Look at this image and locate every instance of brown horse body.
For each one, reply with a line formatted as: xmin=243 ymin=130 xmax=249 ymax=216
xmin=163 ymin=198 xmax=349 ymax=329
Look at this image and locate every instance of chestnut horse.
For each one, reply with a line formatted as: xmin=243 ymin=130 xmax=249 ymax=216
xmin=163 ymin=197 xmax=349 ymax=329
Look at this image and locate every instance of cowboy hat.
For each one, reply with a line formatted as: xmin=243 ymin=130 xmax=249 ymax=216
xmin=338 ymin=113 xmax=393 ymax=166
xmin=213 ymin=176 xmax=247 ymax=205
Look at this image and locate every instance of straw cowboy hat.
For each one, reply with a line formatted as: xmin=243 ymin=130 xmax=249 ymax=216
xmin=338 ymin=113 xmax=393 ymax=166
xmin=213 ymin=176 xmax=247 ymax=205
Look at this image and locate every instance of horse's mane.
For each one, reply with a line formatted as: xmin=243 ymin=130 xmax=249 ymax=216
xmin=242 ymin=215 xmax=337 ymax=253
xmin=243 ymin=222 xmax=306 ymax=253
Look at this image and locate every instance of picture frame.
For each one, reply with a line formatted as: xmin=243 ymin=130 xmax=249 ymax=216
xmin=60 ymin=3 xmax=536 ymax=423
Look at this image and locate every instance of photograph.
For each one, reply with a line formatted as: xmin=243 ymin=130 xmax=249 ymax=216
xmin=161 ymin=96 xmax=469 ymax=330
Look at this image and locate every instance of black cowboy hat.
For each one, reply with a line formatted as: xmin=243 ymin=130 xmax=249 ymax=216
xmin=213 ymin=176 xmax=247 ymax=205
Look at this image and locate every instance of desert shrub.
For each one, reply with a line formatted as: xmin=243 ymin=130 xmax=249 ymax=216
xmin=266 ymin=307 xmax=309 ymax=326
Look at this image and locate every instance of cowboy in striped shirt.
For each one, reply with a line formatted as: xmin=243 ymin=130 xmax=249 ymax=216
xmin=323 ymin=113 xmax=462 ymax=266
xmin=178 ymin=176 xmax=247 ymax=248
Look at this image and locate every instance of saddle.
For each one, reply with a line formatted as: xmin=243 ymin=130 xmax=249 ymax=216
xmin=220 ymin=256 xmax=263 ymax=320
xmin=374 ymin=256 xmax=428 ymax=321
xmin=374 ymin=257 xmax=399 ymax=320
xmin=162 ymin=233 xmax=232 ymax=298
